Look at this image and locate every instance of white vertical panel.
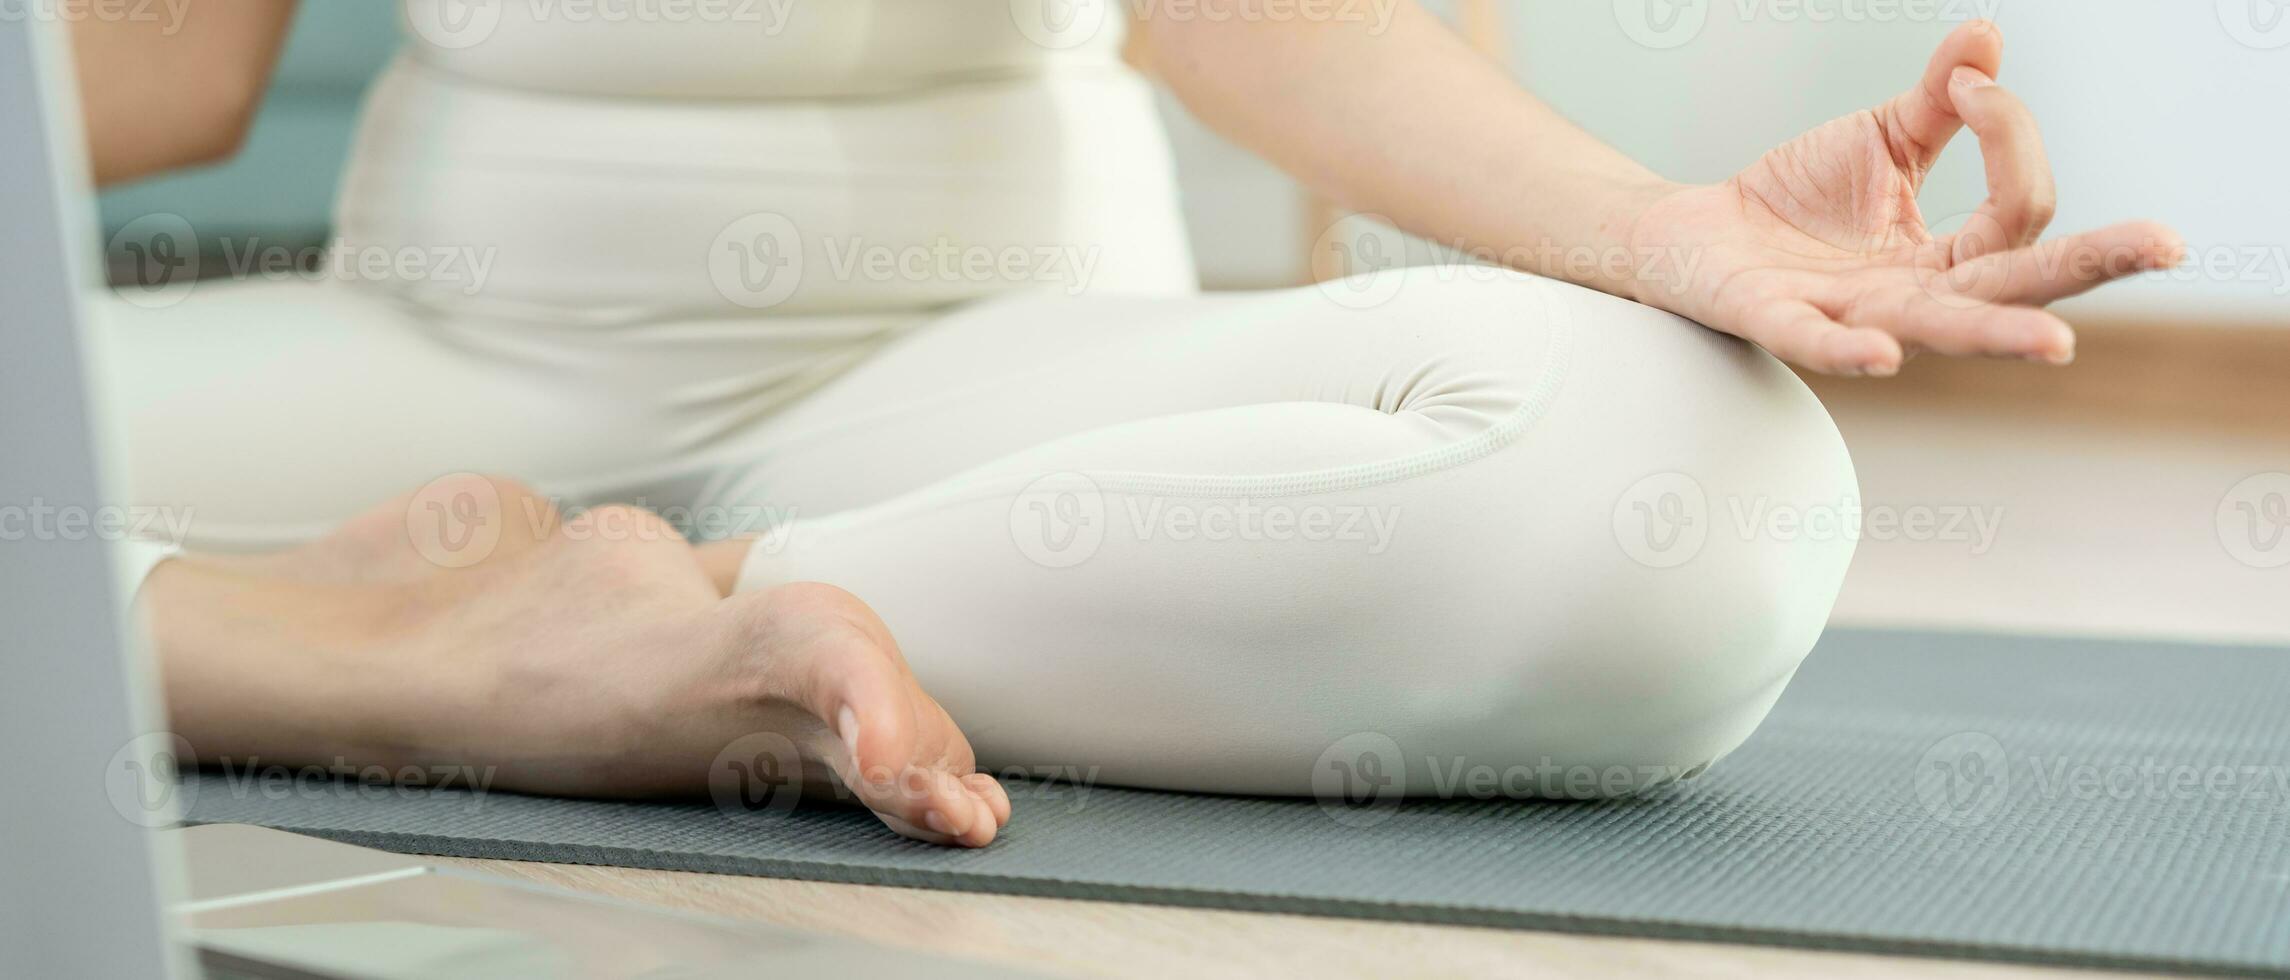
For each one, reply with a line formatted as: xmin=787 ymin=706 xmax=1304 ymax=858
xmin=0 ymin=14 xmax=187 ymax=980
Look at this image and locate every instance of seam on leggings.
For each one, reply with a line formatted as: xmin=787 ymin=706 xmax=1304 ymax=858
xmin=1089 ymin=318 xmax=1572 ymax=499
xmin=569 ymin=290 xmax=1257 ymax=502
xmin=848 ymin=282 xmax=1579 ymax=514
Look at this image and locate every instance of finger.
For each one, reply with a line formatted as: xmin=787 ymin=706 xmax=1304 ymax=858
xmin=1745 ymin=299 xmax=1905 ymax=377
xmin=1855 ymin=286 xmax=2077 ymax=364
xmin=1878 ymin=19 xmax=2005 ymax=174
xmin=1947 ymin=67 xmax=2058 ymax=258
xmin=1942 ymin=220 xmax=2188 ymax=307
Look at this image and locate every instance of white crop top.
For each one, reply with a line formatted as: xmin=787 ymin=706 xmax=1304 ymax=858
xmin=338 ymin=1 xmax=1197 ymax=323
xmin=399 ymin=0 xmax=1127 ymax=98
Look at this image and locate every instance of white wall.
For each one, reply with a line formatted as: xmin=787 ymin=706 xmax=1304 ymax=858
xmin=1165 ymin=0 xmax=2290 ymax=325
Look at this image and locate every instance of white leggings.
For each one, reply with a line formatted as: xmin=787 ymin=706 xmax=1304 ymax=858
xmin=103 ymin=267 xmax=1856 ymax=797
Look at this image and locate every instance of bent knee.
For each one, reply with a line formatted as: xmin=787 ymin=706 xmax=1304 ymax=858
xmin=1345 ymin=282 xmax=1857 ymax=790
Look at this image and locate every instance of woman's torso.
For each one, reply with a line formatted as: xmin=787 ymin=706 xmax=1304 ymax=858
xmin=337 ymin=0 xmax=1198 ymax=323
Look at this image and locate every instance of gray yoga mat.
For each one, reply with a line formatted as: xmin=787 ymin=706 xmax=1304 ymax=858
xmin=182 ymin=630 xmax=2290 ymax=976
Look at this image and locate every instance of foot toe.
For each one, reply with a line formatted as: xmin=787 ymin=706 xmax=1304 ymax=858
xmin=963 ymin=772 xmax=1012 ymax=826
xmin=723 ymin=582 xmax=999 ymax=847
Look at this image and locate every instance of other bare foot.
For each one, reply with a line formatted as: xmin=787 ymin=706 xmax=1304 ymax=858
xmin=148 ymin=475 xmax=1010 ymax=846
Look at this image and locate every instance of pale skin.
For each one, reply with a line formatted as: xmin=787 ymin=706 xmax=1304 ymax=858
xmin=92 ymin=4 xmax=2180 ymax=845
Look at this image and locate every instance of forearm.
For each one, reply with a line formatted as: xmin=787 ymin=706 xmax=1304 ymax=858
xmin=70 ymin=0 xmax=299 ymax=186
xmin=1131 ymin=1 xmax=1677 ymax=297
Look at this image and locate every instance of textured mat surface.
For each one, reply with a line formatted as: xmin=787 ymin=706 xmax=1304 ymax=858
xmin=184 ymin=630 xmax=2290 ymax=975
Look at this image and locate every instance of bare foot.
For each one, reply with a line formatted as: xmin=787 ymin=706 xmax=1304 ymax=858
xmin=147 ymin=475 xmax=1011 ymax=846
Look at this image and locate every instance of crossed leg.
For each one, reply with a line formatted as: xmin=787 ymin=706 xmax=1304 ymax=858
xmin=684 ymin=265 xmax=1858 ymax=795
xmin=113 ymin=265 xmax=1856 ymax=844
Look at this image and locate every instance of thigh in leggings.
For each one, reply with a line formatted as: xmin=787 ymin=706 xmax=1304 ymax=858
xmin=107 ymin=267 xmax=1856 ymax=797
xmin=98 ymin=279 xmax=918 ymax=547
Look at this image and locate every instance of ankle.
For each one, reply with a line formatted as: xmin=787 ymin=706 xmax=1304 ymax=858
xmin=144 ymin=556 xmax=435 ymax=769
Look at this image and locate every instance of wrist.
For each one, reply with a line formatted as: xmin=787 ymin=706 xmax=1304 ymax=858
xmin=1608 ymin=175 xmax=1692 ymax=308
xmin=1490 ymin=171 xmax=1687 ymax=304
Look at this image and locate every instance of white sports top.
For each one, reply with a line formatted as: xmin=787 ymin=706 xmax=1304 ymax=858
xmin=401 ymin=0 xmax=1127 ymax=98
xmin=337 ymin=1 xmax=1197 ymax=323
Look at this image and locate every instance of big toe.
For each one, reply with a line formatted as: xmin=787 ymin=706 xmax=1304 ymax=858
xmin=729 ymin=583 xmax=995 ymax=847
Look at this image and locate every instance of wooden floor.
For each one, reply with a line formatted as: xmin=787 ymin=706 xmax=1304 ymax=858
xmin=1805 ymin=320 xmax=2290 ymax=646
xmin=444 ymin=322 xmax=2284 ymax=978
xmin=433 ymin=859 xmax=2171 ymax=980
